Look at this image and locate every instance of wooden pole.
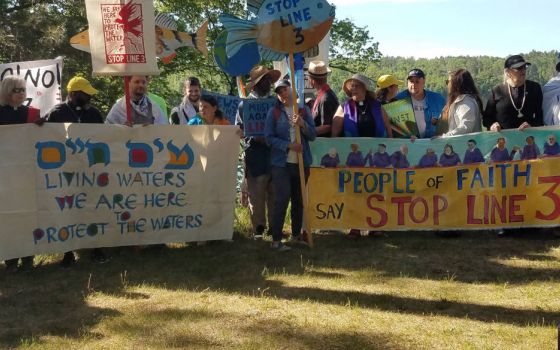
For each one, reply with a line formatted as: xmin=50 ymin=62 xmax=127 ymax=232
xmin=288 ymin=52 xmax=313 ymax=248
xmin=124 ymin=76 xmax=132 ymax=124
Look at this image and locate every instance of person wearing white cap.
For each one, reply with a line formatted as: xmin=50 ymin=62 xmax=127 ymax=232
xmin=307 ymin=60 xmax=339 ymax=137
xmin=542 ymin=53 xmax=560 ymax=126
xmin=331 ymin=74 xmax=392 ymax=138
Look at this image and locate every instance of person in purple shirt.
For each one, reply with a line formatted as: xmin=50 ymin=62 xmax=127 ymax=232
xmin=321 ymin=147 xmax=340 ymax=168
xmin=439 ymin=144 xmax=461 ymax=166
xmin=463 ymin=139 xmax=485 ymax=164
xmin=346 ymin=143 xmax=366 ymax=167
xmin=418 ymin=148 xmax=438 ymax=168
xmin=366 ymin=143 xmax=391 ymax=167
xmin=490 ymin=137 xmax=519 ymax=162
xmin=390 ymin=144 xmax=410 ymax=168
xmin=520 ymin=136 xmax=540 ymax=160
xmin=543 ymin=134 xmax=560 ymax=156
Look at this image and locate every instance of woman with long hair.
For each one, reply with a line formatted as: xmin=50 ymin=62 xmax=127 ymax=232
xmin=440 ymin=69 xmax=483 ymax=137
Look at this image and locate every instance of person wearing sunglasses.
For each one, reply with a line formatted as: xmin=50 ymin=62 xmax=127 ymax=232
xmin=0 ymin=76 xmax=40 ymax=272
xmin=483 ymin=55 xmax=543 ymax=131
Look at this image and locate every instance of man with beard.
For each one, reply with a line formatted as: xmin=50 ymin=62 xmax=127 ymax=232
xmin=170 ymin=76 xmax=201 ymax=124
xmin=43 ymin=76 xmax=109 ymax=266
xmin=106 ymin=76 xmax=168 ymax=125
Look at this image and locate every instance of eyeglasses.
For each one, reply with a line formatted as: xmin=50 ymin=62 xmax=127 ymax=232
xmin=12 ymin=87 xmax=26 ymax=93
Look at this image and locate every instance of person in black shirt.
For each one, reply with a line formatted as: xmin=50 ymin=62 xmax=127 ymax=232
xmin=483 ymin=55 xmax=543 ymax=131
xmin=0 ymin=76 xmax=39 ymax=272
xmin=308 ymin=60 xmax=339 ymax=137
xmin=43 ymin=76 xmax=108 ymax=266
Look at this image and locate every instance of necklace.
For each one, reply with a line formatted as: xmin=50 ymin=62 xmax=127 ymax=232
xmin=507 ymin=83 xmax=526 ymax=118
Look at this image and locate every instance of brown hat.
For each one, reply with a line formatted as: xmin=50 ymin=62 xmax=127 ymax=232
xmin=246 ymin=65 xmax=281 ymax=91
xmin=343 ymin=74 xmax=372 ymax=97
xmin=308 ymin=60 xmax=331 ymax=77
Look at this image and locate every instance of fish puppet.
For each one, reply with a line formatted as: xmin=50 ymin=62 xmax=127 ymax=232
xmin=219 ymin=0 xmax=335 ymax=57
xmin=70 ymin=13 xmax=208 ymax=64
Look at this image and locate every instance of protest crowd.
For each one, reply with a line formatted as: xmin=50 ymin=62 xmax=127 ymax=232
xmin=2 ymin=52 xmax=560 ymax=270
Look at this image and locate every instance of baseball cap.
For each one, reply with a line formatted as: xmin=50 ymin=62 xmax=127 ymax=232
xmin=407 ymin=68 xmax=425 ymax=79
xmin=274 ymin=79 xmax=291 ymax=92
xmin=67 ymin=76 xmax=98 ymax=95
xmin=377 ymin=74 xmax=404 ymax=89
xmin=504 ymin=55 xmax=531 ymax=69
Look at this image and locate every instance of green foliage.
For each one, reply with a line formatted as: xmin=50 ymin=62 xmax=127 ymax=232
xmin=330 ymin=18 xmax=381 ymax=74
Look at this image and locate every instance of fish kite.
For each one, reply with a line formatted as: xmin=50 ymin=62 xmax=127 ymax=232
xmin=219 ymin=0 xmax=335 ymax=57
xmin=70 ymin=13 xmax=208 ymax=64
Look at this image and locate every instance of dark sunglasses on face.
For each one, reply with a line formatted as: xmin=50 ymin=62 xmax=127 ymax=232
xmin=12 ymin=87 xmax=26 ymax=93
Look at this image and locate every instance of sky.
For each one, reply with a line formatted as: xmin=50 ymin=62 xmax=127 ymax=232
xmin=332 ymin=0 xmax=558 ymax=58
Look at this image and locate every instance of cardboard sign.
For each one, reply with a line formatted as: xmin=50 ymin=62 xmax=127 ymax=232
xmin=85 ymin=0 xmax=159 ymax=76
xmin=383 ymin=99 xmax=419 ymax=138
xmin=242 ymin=97 xmax=276 ymax=136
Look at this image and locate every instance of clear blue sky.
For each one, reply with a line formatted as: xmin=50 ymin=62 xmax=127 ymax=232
xmin=332 ymin=0 xmax=558 ymax=58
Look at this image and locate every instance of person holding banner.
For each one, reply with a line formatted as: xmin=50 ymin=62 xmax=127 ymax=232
xmin=106 ymin=76 xmax=168 ymax=126
xmin=395 ymin=69 xmax=445 ymax=139
xmin=483 ymin=55 xmax=543 ymax=131
xmin=43 ymin=76 xmax=109 ymax=266
xmin=237 ymin=65 xmax=280 ymax=240
xmin=542 ymin=54 xmax=560 ymax=126
xmin=0 ymin=76 xmax=39 ymax=271
xmin=376 ymin=74 xmax=403 ymax=104
xmin=308 ymin=60 xmax=339 ymax=137
xmin=331 ymin=74 xmax=393 ymax=138
xmin=170 ymin=77 xmax=202 ymax=124
xmin=439 ymin=69 xmax=483 ymax=137
xmin=187 ymin=95 xmax=230 ymax=125
xmin=265 ymin=79 xmax=316 ymax=251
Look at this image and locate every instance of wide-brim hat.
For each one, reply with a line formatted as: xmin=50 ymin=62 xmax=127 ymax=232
xmin=343 ymin=74 xmax=372 ymax=97
xmin=308 ymin=60 xmax=331 ymax=77
xmin=246 ymin=65 xmax=281 ymax=91
xmin=377 ymin=74 xmax=404 ymax=89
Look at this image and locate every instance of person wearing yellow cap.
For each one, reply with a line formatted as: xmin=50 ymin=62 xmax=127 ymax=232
xmin=44 ymin=76 xmax=103 ymax=124
xmin=43 ymin=76 xmax=108 ymax=266
xmin=375 ymin=74 xmax=403 ymax=105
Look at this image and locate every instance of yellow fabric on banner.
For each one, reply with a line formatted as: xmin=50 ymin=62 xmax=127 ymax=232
xmin=308 ymin=159 xmax=560 ymax=230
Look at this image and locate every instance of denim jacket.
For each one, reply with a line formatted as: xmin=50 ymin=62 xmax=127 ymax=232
xmin=264 ymin=102 xmax=317 ymax=167
xmin=395 ymin=89 xmax=445 ymax=138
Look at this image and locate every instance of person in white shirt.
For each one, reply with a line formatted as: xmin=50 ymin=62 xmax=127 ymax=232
xmin=170 ymin=76 xmax=201 ymax=124
xmin=543 ymin=53 xmax=560 ymax=126
xmin=106 ymin=75 xmax=168 ymax=126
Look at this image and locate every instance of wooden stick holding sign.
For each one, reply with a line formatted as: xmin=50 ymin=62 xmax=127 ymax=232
xmin=220 ymin=0 xmax=336 ymax=248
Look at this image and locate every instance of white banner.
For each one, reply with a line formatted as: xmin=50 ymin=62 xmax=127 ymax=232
xmin=85 ymin=0 xmax=159 ymax=76
xmin=0 ymin=124 xmax=239 ymax=260
xmin=0 ymin=58 xmax=63 ymax=114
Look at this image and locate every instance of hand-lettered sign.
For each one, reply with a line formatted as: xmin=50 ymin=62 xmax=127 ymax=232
xmin=242 ymin=97 xmax=276 ymax=136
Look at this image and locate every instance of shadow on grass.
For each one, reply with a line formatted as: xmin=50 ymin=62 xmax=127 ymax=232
xmin=0 ymin=229 xmax=559 ymax=346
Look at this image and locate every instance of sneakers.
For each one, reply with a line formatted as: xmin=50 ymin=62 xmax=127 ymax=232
xmin=60 ymin=251 xmax=76 ymax=268
xmin=348 ymin=229 xmax=361 ymax=239
xmin=271 ymin=241 xmax=291 ymax=252
xmin=253 ymin=224 xmax=265 ymax=240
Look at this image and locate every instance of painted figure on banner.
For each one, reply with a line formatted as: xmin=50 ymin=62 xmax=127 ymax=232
xmin=236 ymin=65 xmax=281 ymax=239
xmin=484 ymin=55 xmax=544 ymax=132
xmin=346 ymin=143 xmax=365 ymax=167
xmin=265 ymin=79 xmax=316 ymax=251
xmin=390 ymin=144 xmax=410 ymax=169
xmin=70 ymin=15 xmax=208 ymax=63
xmin=543 ymin=134 xmax=560 ymax=156
xmin=187 ymin=95 xmax=230 ymax=125
xmin=106 ymin=76 xmax=168 ymax=126
xmin=320 ymin=147 xmax=339 ymax=168
xmin=520 ymin=136 xmax=540 ymax=160
xmin=489 ymin=137 xmax=519 ymax=163
xmin=395 ymin=68 xmax=445 ymax=139
xmin=308 ymin=60 xmax=339 ymax=137
xmin=439 ymin=144 xmax=461 ymax=167
xmin=43 ymin=76 xmax=109 ymax=267
xmin=219 ymin=0 xmax=335 ymax=56
xmin=366 ymin=143 xmax=391 ymax=168
xmin=170 ymin=77 xmax=201 ymax=124
xmin=417 ymin=148 xmax=438 ymax=168
xmin=0 ymin=76 xmax=39 ymax=272
xmin=463 ymin=139 xmax=485 ymax=164
xmin=439 ymin=69 xmax=483 ymax=137
xmin=543 ymin=53 xmax=560 ymax=126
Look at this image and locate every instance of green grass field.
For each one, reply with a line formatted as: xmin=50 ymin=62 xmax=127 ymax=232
xmin=1 ymin=207 xmax=559 ymax=349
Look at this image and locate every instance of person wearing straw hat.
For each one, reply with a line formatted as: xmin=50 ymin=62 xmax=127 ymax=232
xmin=331 ymin=74 xmax=392 ymax=138
xmin=307 ymin=60 xmax=339 ymax=137
xmin=375 ymin=74 xmax=403 ymax=105
xmin=543 ymin=53 xmax=560 ymax=126
xmin=395 ymin=68 xmax=445 ymax=139
xmin=236 ymin=65 xmax=281 ymax=240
